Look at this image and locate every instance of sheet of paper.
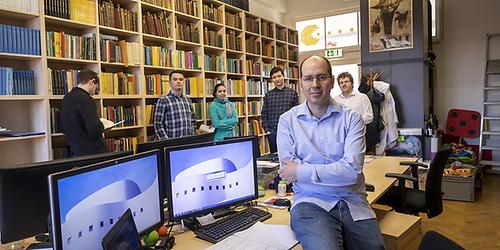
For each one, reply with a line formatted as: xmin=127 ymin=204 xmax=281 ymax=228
xmin=196 ymin=213 xmax=216 ymax=226
xmin=100 ymin=118 xmax=124 ymax=130
xmin=206 ymin=235 xmax=279 ymax=250
xmin=199 ymin=124 xmax=215 ymax=133
xmin=234 ymin=222 xmax=298 ymax=250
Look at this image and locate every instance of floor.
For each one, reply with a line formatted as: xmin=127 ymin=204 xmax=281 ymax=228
xmin=420 ymin=174 xmax=500 ymax=249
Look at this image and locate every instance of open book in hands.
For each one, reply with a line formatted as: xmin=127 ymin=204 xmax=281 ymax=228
xmin=100 ymin=118 xmax=125 ymax=131
xmin=199 ymin=124 xmax=215 ymax=133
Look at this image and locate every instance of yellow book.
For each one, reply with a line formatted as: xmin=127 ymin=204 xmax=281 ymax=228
xmin=54 ymin=32 xmax=61 ymax=58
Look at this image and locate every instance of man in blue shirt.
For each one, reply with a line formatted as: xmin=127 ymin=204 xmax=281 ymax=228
xmin=277 ymin=56 xmax=384 ymax=250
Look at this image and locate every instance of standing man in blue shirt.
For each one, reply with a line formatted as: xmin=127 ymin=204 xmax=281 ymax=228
xmin=154 ymin=70 xmax=197 ymax=139
xmin=261 ymin=66 xmax=299 ymax=153
xmin=277 ymin=56 xmax=384 ymax=250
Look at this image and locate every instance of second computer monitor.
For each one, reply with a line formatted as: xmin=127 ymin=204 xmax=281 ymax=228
xmin=164 ymin=136 xmax=259 ymax=221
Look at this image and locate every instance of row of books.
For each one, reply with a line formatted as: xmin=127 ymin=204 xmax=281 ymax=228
xmin=174 ymin=50 xmax=201 ymax=70
xmin=276 ymin=46 xmax=287 ymax=60
xmin=184 ymin=77 xmax=204 ymax=97
xmin=50 ymin=107 xmax=62 ymax=133
xmin=106 ymin=137 xmax=141 ymax=153
xmin=102 ymin=105 xmax=141 ymax=127
xmin=247 ymin=101 xmax=262 ymax=115
xmin=233 ymin=119 xmax=263 ymax=137
xmin=246 ymin=79 xmax=263 ymax=95
xmin=277 ymin=27 xmax=287 ymax=42
xmin=53 ymin=147 xmax=71 ymax=160
xmin=0 ymin=24 xmax=41 ymax=55
xmin=176 ymin=20 xmax=200 ymax=43
xmin=203 ymin=28 xmax=223 ymax=48
xmin=246 ymin=61 xmax=261 ymax=75
xmin=0 ymin=0 xmax=39 ymax=13
xmin=263 ymin=43 xmax=274 ymax=58
xmin=205 ymin=78 xmax=224 ymax=96
xmin=202 ymin=3 xmax=223 ymax=23
xmin=245 ymin=37 xmax=260 ymax=55
xmin=192 ymin=102 xmax=203 ymax=120
xmin=289 ymin=49 xmax=298 ymax=62
xmin=261 ymin=22 xmax=273 ymax=38
xmin=245 ymin=16 xmax=259 ymax=34
xmin=175 ymin=0 xmax=199 ymax=17
xmin=143 ymin=0 xmax=172 ymax=9
xmin=226 ymin=30 xmax=242 ymax=51
xmin=204 ymin=55 xmax=224 ymax=72
xmin=142 ymin=11 xmax=171 ymax=38
xmin=98 ymin=1 xmax=137 ymax=32
xmin=226 ymin=79 xmax=244 ymax=96
xmin=225 ymin=12 xmax=242 ymax=29
xmin=286 ymin=66 xmax=299 ymax=79
xmin=145 ymin=104 xmax=156 ymax=125
xmin=45 ymin=31 xmax=96 ymax=60
xmin=145 ymin=74 xmax=170 ymax=95
xmin=44 ymin=0 xmax=100 ymax=25
xmin=100 ymin=35 xmax=141 ymax=65
xmin=288 ymin=31 xmax=298 ymax=45
xmin=47 ymin=68 xmax=79 ymax=95
xmin=144 ymin=45 xmax=173 ymax=67
xmin=227 ymin=58 xmax=243 ymax=74
xmin=0 ymin=67 xmax=36 ymax=95
xmin=100 ymin=72 xmax=139 ymax=95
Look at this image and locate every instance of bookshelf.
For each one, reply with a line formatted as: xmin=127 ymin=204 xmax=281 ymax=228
xmin=0 ymin=0 xmax=299 ymax=165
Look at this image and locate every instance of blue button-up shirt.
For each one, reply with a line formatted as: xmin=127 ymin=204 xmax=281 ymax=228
xmin=277 ymin=100 xmax=376 ymax=221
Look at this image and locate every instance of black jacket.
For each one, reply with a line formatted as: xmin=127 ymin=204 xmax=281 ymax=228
xmin=61 ymin=87 xmax=106 ymax=156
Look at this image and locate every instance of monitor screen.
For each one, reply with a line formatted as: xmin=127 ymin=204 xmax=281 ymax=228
xmin=164 ymin=137 xmax=259 ymax=220
xmin=0 ymin=151 xmax=132 ymax=244
xmin=48 ymin=150 xmax=163 ymax=250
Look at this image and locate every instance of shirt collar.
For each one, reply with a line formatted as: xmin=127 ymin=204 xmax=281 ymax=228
xmin=297 ymin=98 xmax=342 ymax=120
xmin=167 ymin=90 xmax=183 ymax=98
xmin=340 ymin=91 xmax=356 ymax=98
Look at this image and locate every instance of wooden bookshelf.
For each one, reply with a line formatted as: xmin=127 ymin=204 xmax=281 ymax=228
xmin=0 ymin=0 xmax=299 ymax=164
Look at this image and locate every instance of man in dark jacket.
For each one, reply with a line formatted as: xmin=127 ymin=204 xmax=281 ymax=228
xmin=61 ymin=69 xmax=106 ymax=156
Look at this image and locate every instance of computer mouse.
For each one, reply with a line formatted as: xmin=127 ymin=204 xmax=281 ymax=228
xmin=273 ymin=198 xmax=291 ymax=207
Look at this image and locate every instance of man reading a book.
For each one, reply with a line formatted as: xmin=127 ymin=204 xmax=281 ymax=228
xmin=277 ymin=56 xmax=384 ymax=250
xmin=61 ymin=69 xmax=106 ymax=156
xmin=154 ymin=70 xmax=197 ymax=139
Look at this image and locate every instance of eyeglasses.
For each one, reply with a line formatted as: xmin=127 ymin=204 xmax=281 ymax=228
xmin=301 ymin=74 xmax=330 ymax=83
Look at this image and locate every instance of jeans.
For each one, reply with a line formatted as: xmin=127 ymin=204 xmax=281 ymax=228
xmin=290 ymin=201 xmax=385 ymax=250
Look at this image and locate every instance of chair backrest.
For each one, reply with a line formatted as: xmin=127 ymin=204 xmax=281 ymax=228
xmin=419 ymin=230 xmax=465 ymax=250
xmin=425 ymin=144 xmax=452 ymax=218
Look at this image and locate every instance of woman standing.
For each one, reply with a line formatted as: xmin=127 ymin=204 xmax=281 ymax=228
xmin=209 ymin=83 xmax=238 ymax=141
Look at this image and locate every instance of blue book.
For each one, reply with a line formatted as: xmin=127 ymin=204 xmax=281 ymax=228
xmin=7 ymin=25 xmax=13 ymax=53
xmin=35 ymin=29 xmax=40 ymax=55
xmin=13 ymin=26 xmax=19 ymax=54
xmin=6 ymin=68 xmax=13 ymax=95
xmin=0 ymin=24 xmax=4 ymax=53
xmin=30 ymin=70 xmax=36 ymax=95
xmin=21 ymin=27 xmax=27 ymax=54
xmin=0 ymin=67 xmax=4 ymax=95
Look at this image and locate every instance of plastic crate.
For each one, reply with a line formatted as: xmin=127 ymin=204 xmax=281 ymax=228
xmin=441 ymin=175 xmax=475 ymax=202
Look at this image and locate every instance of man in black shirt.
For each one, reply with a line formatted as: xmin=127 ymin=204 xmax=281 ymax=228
xmin=261 ymin=67 xmax=299 ymax=153
xmin=61 ymin=69 xmax=106 ymax=156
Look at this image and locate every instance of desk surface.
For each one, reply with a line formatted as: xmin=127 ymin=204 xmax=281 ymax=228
xmin=365 ymin=156 xmax=416 ymax=204
xmin=171 ymin=156 xmax=416 ymax=249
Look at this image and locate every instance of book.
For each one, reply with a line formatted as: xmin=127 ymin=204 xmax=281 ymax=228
xmin=100 ymin=118 xmax=125 ymax=130
xmin=199 ymin=124 xmax=215 ymax=133
xmin=207 ymin=221 xmax=298 ymax=250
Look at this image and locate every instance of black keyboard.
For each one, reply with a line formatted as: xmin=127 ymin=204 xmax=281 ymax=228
xmin=194 ymin=207 xmax=272 ymax=243
xmin=257 ymin=153 xmax=279 ymax=162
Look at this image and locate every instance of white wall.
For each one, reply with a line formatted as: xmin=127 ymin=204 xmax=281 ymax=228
xmin=249 ymin=0 xmax=291 ymax=26
xmin=433 ymin=0 xmax=500 ymax=128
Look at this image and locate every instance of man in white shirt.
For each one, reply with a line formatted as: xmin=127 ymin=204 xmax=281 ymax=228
xmin=333 ymin=72 xmax=373 ymax=124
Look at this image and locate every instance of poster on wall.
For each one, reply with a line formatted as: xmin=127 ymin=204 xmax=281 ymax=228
xmin=369 ymin=0 xmax=413 ymax=52
xmin=326 ymin=12 xmax=359 ymax=48
xmin=296 ymin=18 xmax=325 ymax=52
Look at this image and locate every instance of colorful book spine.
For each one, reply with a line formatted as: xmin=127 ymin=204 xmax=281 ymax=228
xmin=0 ymin=24 xmax=40 ymax=55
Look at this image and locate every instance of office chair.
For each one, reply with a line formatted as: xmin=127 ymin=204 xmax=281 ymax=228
xmin=418 ymin=230 xmax=465 ymax=250
xmin=378 ymin=144 xmax=452 ymax=218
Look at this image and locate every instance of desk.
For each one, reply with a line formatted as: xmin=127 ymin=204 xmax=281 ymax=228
xmin=171 ymin=156 xmax=417 ymax=250
xmin=364 ymin=156 xmax=416 ymax=204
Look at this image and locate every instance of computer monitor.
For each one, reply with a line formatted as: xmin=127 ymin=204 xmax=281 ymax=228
xmin=0 ymin=151 xmax=132 ymax=244
xmin=48 ymin=150 xmax=164 ymax=250
xmin=101 ymin=209 xmax=142 ymax=250
xmin=135 ymin=133 xmax=215 ymax=154
xmin=164 ymin=136 xmax=259 ymax=221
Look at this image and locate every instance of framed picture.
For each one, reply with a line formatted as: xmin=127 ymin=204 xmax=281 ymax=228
xmin=369 ymin=0 xmax=413 ymax=52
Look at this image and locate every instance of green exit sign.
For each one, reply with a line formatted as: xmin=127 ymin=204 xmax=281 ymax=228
xmin=325 ymin=49 xmax=343 ymax=58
